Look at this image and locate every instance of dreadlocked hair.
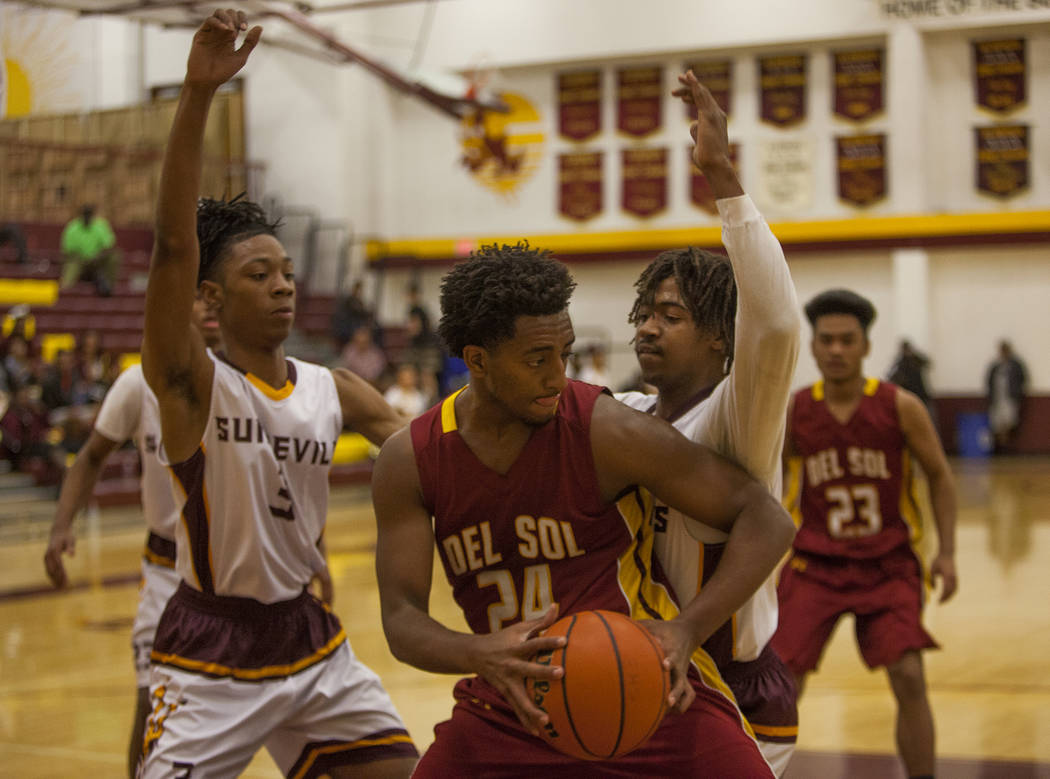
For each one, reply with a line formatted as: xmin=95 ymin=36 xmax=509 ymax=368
xmin=196 ymin=194 xmax=281 ymax=285
xmin=438 ymin=241 xmax=576 ymax=357
xmin=803 ymin=288 xmax=876 ymax=334
xmin=628 ymin=247 xmax=738 ymax=369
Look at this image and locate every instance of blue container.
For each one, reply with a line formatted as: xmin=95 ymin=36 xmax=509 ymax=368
xmin=956 ymin=412 xmax=992 ymax=457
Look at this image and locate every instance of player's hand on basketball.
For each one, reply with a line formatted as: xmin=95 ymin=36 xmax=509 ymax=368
xmin=186 ymin=9 xmax=262 ymax=88
xmin=474 ymin=605 xmax=566 ymax=736
xmin=930 ymin=553 xmax=958 ymax=603
xmin=638 ymin=618 xmax=696 ymax=714
xmin=43 ymin=524 xmax=76 ymax=588
xmin=672 ymin=70 xmax=730 ymax=173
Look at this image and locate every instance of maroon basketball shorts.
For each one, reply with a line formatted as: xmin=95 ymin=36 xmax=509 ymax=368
xmin=772 ymin=546 xmax=939 ymax=674
xmin=412 ymin=675 xmax=774 ymax=778
xmin=721 ymin=644 xmax=798 ymax=775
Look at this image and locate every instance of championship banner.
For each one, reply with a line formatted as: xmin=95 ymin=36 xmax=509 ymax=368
xmin=836 ymin=134 xmax=887 ymax=207
xmin=683 ymin=59 xmax=732 ymax=118
xmin=558 ymin=70 xmax=602 ymax=142
xmin=973 ymin=39 xmax=1026 ymax=114
xmin=689 ymin=142 xmax=740 ymax=215
xmin=617 ymin=66 xmax=663 ymax=138
xmin=758 ymin=54 xmax=807 ymax=127
xmin=558 ymin=151 xmax=603 ymax=222
xmin=622 ymin=147 xmax=667 ymax=218
xmin=833 ymin=49 xmax=884 ymax=122
xmin=757 ymin=138 xmax=813 ymax=213
xmin=975 ymin=124 xmax=1029 ymax=198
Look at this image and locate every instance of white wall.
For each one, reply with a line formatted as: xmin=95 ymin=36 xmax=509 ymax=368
xmin=7 ymin=0 xmax=1050 ymax=394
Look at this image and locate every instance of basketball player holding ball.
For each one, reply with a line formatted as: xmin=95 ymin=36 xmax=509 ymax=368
xmin=372 ymin=238 xmax=796 ymax=775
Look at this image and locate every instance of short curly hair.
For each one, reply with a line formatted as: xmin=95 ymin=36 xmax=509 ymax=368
xmin=196 ymin=194 xmax=281 ymax=285
xmin=804 ymin=288 xmax=876 ymax=334
xmin=438 ymin=242 xmax=576 ymax=357
xmin=628 ymin=247 xmax=738 ymax=369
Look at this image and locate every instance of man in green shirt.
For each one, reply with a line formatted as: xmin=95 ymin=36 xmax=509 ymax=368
xmin=60 ymin=204 xmax=120 ymax=296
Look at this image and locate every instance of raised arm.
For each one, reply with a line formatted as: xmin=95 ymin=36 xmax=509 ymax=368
xmin=43 ymin=430 xmax=120 ymax=587
xmin=372 ymin=427 xmax=565 ymax=736
xmin=676 ymin=70 xmax=801 ymax=485
xmin=142 ymin=10 xmax=260 ymax=463
xmin=591 ymin=394 xmax=796 ymax=707
xmin=897 ymin=389 xmax=958 ymax=602
xmin=333 ymin=367 xmax=408 ymax=446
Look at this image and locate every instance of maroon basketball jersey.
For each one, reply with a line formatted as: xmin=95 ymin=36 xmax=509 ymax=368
xmin=411 ymin=380 xmax=671 ymax=636
xmin=785 ymin=378 xmax=923 ymax=559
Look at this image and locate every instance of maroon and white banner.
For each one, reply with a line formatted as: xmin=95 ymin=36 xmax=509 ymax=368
xmin=836 ymin=133 xmax=887 ymax=207
xmin=973 ymin=38 xmax=1026 ymax=114
xmin=833 ymin=49 xmax=884 ymax=122
xmin=759 ymin=54 xmax=807 ymax=127
xmin=689 ymin=142 xmax=740 ymax=215
xmin=558 ymin=151 xmax=603 ymax=221
xmin=622 ymin=147 xmax=667 ymax=218
xmin=558 ymin=69 xmax=602 ymax=142
xmin=683 ymin=59 xmax=732 ymax=118
xmin=975 ymin=124 xmax=1028 ymax=198
xmin=617 ymin=66 xmax=663 ymax=138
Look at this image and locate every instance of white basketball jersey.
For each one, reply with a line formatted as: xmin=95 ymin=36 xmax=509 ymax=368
xmin=167 ymin=354 xmax=342 ymax=603
xmin=94 ymin=364 xmax=179 ymax=540
xmin=619 ymin=387 xmax=781 ymax=662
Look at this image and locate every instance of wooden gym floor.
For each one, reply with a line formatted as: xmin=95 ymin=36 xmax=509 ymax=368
xmin=1 ymin=457 xmax=1048 ymax=778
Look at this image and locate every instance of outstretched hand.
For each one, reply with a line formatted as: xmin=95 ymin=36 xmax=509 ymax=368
xmin=186 ymin=9 xmax=262 ymax=88
xmin=672 ymin=70 xmax=734 ymax=179
xmin=474 ymin=605 xmax=567 ymax=736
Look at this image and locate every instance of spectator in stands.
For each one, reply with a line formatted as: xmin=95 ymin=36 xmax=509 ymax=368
xmin=986 ymin=339 xmax=1028 ymax=454
xmin=405 ymin=281 xmax=432 ymax=335
xmin=75 ymin=329 xmax=116 ymax=399
xmin=402 ymin=306 xmax=443 ymax=392
xmin=0 ymin=378 xmax=64 ymax=486
xmin=0 ymin=222 xmax=29 ymax=265
xmin=888 ymin=339 xmax=933 ymax=412
xmin=384 ymin=363 xmax=428 ymax=418
xmin=331 ymin=279 xmax=374 ymax=349
xmin=340 ymin=324 xmax=388 ymax=386
xmin=60 ymin=204 xmax=121 ymax=296
xmin=577 ymin=343 xmax=611 ymax=387
xmin=41 ymin=349 xmax=93 ymax=411
xmin=2 ymin=334 xmax=38 ymax=389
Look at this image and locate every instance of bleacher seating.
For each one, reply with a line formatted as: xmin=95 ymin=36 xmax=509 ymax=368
xmin=1 ymin=222 xmax=382 ymax=503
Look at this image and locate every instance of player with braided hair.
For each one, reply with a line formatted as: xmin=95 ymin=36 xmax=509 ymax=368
xmin=616 ymin=71 xmax=802 ymax=775
xmin=138 ymin=10 xmax=416 ymax=777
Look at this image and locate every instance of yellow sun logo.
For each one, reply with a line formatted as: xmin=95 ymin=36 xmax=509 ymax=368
xmin=459 ymin=91 xmax=544 ymax=197
xmin=2 ymin=6 xmax=81 ymax=118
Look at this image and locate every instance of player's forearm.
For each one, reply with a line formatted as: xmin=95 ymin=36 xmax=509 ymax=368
xmin=674 ymin=491 xmax=795 ymax=648
xmin=704 ymin=159 xmax=744 ymax=200
xmin=719 ymin=196 xmax=801 ymax=339
xmin=51 ymin=457 xmax=105 ymax=533
xmin=929 ymin=472 xmax=957 ymax=557
xmin=153 ymin=84 xmax=216 ymax=261
xmin=382 ymin=601 xmax=483 ymax=675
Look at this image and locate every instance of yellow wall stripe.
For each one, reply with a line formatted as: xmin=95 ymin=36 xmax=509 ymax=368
xmin=367 ymin=208 xmax=1050 ymax=262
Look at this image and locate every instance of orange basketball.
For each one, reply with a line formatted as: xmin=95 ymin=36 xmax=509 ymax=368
xmin=526 ymin=609 xmax=671 ymax=761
